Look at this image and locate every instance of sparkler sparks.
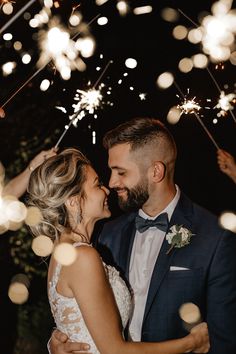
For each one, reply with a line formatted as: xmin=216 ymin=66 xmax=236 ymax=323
xmin=215 ymin=91 xmax=236 ymax=117
xmin=54 ymin=60 xmax=113 ymax=148
xmin=179 ymin=0 xmax=236 ymax=63
xmin=177 ymin=97 xmax=201 ymax=116
xmin=37 ymin=12 xmax=95 ymax=80
xmin=72 ymin=87 xmax=103 ymax=117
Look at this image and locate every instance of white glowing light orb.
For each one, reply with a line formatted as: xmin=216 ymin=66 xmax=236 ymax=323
xmin=125 ymin=58 xmax=137 ymax=69
xmin=3 ymin=33 xmax=13 ymax=41
xmin=192 ymin=54 xmax=208 ymax=68
xmin=69 ymin=13 xmax=82 ymax=26
xmin=179 ymin=303 xmax=201 ymax=324
xmin=219 ymin=212 xmax=236 ymax=233
xmin=97 ymin=17 xmax=108 ymax=26
xmin=5 ymin=200 xmax=27 ymax=222
xmin=75 ymin=37 xmax=95 ymax=58
xmin=29 ymin=18 xmax=39 ymax=28
xmin=167 ymin=106 xmax=181 ymax=124
xmin=22 ymin=54 xmax=31 ymax=64
xmin=53 ymin=243 xmax=77 ymax=266
xmin=47 ymin=27 xmax=70 ymax=54
xmin=61 ymin=66 xmax=71 ymax=80
xmin=188 ymin=28 xmax=202 ymax=44
xmin=40 ymin=79 xmax=51 ymax=91
xmin=116 ymin=1 xmax=129 ymax=16
xmin=92 ymin=131 xmax=96 ymax=145
xmin=2 ymin=3 xmax=13 ymax=15
xmin=213 ymin=118 xmax=218 ymax=124
xmin=32 ymin=235 xmax=54 ymax=257
xmin=2 ymin=61 xmax=16 ymax=76
xmin=25 ymin=206 xmax=42 ymax=226
xmin=156 ymin=72 xmax=174 ymax=89
xmin=178 ymin=58 xmax=193 ymax=73
xmin=133 ymin=6 xmax=152 ymax=15
xmin=172 ymin=25 xmax=188 ymax=40
xmin=8 ymin=282 xmax=29 ymax=304
xmin=95 ymin=0 xmax=109 ymax=5
xmin=44 ymin=0 xmax=53 ymax=8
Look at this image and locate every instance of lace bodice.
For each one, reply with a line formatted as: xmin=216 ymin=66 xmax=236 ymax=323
xmin=48 ymin=243 xmax=132 ymax=353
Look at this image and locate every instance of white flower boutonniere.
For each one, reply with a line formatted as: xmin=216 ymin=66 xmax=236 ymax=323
xmin=166 ymin=225 xmax=194 ymax=255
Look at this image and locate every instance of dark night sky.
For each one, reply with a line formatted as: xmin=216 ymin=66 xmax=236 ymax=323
xmin=0 ymin=0 xmax=235 ymax=217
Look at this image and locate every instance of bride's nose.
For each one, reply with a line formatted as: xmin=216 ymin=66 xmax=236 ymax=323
xmin=102 ymin=185 xmax=110 ymax=195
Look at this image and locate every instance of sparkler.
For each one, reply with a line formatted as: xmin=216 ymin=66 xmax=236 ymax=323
xmin=174 ymin=83 xmax=220 ymax=150
xmin=215 ymin=91 xmax=236 ymax=117
xmin=0 ymin=13 xmax=100 ymax=110
xmin=178 ymin=7 xmax=236 ymax=125
xmin=54 ymin=60 xmax=113 ymax=148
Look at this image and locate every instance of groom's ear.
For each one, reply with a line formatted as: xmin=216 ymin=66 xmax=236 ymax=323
xmin=152 ymin=161 xmax=166 ymax=182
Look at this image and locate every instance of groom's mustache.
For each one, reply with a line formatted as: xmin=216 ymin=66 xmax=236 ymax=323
xmin=113 ymin=187 xmax=129 ymax=193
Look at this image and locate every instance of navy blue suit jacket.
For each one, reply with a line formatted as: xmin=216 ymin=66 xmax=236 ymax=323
xmin=97 ymin=193 xmax=236 ymax=353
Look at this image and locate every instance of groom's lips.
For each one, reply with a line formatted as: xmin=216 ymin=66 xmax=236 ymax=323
xmin=116 ymin=189 xmax=127 ymax=196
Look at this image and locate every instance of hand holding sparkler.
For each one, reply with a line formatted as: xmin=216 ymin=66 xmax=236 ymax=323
xmin=217 ymin=149 xmax=236 ymax=183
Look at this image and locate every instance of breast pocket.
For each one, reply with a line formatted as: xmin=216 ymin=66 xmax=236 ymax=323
xmin=167 ymin=268 xmax=204 ymax=313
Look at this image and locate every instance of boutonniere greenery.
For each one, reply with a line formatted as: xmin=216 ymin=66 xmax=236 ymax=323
xmin=166 ymin=225 xmax=194 ymax=255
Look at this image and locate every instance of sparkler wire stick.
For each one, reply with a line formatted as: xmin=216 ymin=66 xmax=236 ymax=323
xmin=178 ymin=8 xmax=236 ymax=125
xmin=54 ymin=60 xmax=113 ymax=148
xmin=1 ymin=64 xmax=47 ymax=109
xmin=193 ymin=112 xmax=220 ymax=149
xmin=174 ymin=81 xmax=220 ymax=150
xmin=0 ymin=0 xmax=38 ymax=35
xmin=54 ymin=118 xmax=75 ymax=148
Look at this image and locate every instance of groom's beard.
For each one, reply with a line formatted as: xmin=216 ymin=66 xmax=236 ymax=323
xmin=115 ymin=179 xmax=149 ymax=212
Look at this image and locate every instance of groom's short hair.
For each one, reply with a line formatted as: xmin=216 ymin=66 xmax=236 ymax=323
xmin=103 ymin=117 xmax=176 ymax=155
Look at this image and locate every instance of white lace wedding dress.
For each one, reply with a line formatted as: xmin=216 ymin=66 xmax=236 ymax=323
xmin=48 ymin=243 xmax=132 ymax=353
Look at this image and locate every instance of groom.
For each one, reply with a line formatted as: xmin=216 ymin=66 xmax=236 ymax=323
xmin=50 ymin=117 xmax=236 ymax=353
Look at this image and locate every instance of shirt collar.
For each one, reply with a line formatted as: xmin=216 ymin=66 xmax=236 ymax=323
xmin=138 ymin=185 xmax=180 ymax=221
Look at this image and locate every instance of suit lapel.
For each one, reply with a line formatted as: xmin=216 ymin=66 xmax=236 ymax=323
xmin=118 ymin=213 xmax=137 ymax=279
xmin=143 ymin=193 xmax=193 ymax=322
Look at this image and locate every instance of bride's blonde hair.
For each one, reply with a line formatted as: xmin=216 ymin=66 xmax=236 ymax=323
xmin=27 ymin=148 xmax=90 ymax=241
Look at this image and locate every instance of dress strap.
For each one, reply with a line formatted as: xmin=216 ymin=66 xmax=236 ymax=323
xmin=50 ymin=262 xmax=62 ymax=287
xmin=73 ymin=241 xmax=92 ymax=248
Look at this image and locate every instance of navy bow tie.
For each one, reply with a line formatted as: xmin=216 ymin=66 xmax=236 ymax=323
xmin=135 ymin=212 xmax=169 ymax=233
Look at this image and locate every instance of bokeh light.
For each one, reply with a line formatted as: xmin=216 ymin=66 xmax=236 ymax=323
xmin=53 ymin=243 xmax=77 ymax=266
xmin=32 ymin=235 xmax=54 ymax=257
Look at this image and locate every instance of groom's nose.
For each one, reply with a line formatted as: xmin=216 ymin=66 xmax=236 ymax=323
xmin=109 ymin=172 xmax=120 ymax=189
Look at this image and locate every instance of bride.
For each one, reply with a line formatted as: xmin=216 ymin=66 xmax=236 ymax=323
xmin=27 ymin=147 xmax=209 ymax=354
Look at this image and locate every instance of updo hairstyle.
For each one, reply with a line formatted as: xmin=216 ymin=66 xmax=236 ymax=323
xmin=27 ymin=148 xmax=91 ymax=241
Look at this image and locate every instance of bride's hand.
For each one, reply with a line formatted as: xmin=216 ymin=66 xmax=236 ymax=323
xmin=189 ymin=322 xmax=210 ymax=353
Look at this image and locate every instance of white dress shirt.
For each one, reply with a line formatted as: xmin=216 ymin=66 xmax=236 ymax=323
xmin=128 ymin=185 xmax=180 ymax=341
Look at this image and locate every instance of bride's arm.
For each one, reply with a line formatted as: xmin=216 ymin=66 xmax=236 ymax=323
xmin=65 ymin=246 xmax=209 ymax=354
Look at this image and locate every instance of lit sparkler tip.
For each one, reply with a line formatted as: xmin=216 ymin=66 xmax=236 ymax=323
xmin=177 ymin=98 xmax=201 ymax=115
xmin=215 ymin=90 xmax=236 ymax=116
